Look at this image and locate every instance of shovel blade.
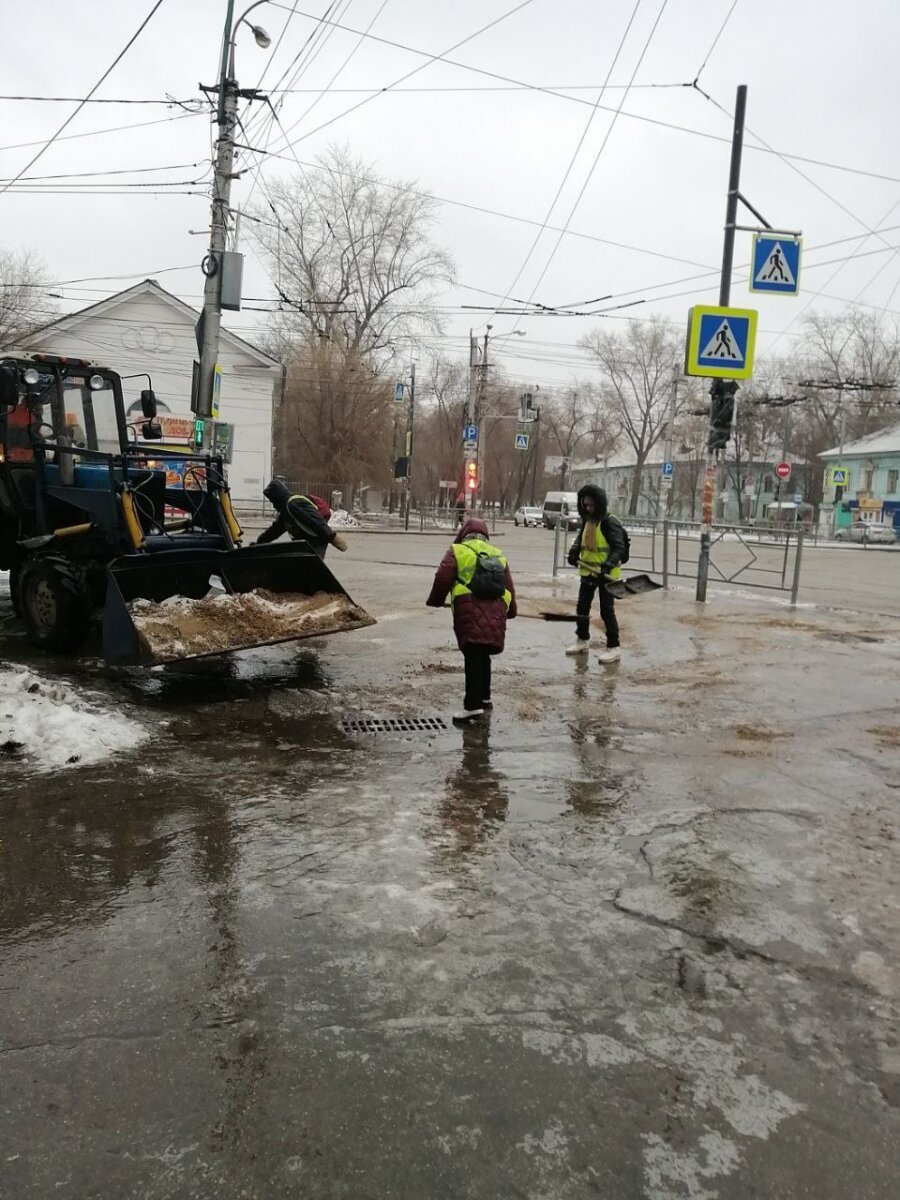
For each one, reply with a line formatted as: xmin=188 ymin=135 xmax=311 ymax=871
xmin=604 ymin=573 xmax=663 ymax=599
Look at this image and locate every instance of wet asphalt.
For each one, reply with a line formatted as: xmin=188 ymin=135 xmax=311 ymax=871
xmin=1 ymin=527 xmax=900 ymax=1199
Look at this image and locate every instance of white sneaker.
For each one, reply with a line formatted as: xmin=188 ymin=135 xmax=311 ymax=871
xmin=597 ymin=647 xmax=621 ymax=664
xmin=565 ymin=641 xmax=591 ymax=656
xmin=452 ymin=709 xmax=484 ymax=724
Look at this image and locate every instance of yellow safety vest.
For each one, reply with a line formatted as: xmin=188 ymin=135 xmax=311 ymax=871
xmin=285 ymin=494 xmax=321 ymax=540
xmin=578 ymin=520 xmax=622 ymax=580
xmin=451 ymin=538 xmax=512 ymax=608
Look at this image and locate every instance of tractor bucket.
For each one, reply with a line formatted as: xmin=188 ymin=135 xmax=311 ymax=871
xmin=102 ymin=541 xmax=375 ymax=665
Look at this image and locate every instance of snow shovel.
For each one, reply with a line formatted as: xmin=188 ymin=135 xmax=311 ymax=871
xmin=604 ymin=574 xmax=663 ymax=600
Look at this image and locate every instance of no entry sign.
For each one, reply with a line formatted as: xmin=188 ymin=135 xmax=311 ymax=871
xmin=775 ymin=461 xmax=792 ymax=481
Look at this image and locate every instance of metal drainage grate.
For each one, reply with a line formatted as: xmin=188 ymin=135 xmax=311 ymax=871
xmin=342 ymin=716 xmax=448 ymax=735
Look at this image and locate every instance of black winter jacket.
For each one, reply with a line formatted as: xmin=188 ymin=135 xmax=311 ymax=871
xmin=256 ymin=480 xmax=336 ymax=549
xmin=566 ymin=484 xmax=627 ymax=570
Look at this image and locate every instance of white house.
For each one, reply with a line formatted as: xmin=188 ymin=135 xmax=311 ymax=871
xmin=17 ymin=279 xmax=283 ymax=505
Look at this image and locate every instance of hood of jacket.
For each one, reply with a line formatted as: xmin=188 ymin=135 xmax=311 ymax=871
xmin=577 ymin=484 xmax=608 ymax=521
xmin=263 ymin=478 xmax=290 ymax=511
xmin=455 ymin=517 xmax=491 ymax=544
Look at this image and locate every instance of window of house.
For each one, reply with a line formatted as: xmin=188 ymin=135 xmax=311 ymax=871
xmin=762 ymin=474 xmax=773 ymax=492
xmin=887 ymin=469 xmax=898 ymax=494
xmin=862 ymin=467 xmax=874 ymax=491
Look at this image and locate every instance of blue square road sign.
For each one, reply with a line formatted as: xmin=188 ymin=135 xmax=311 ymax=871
xmin=685 ymin=305 xmax=758 ymax=380
xmin=750 ymin=236 xmax=801 ymax=296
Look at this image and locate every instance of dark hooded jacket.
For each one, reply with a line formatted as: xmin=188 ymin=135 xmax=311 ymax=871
xmin=426 ymin=518 xmax=517 ymax=652
xmin=566 ymin=484 xmax=627 ymax=570
xmin=256 ymin=479 xmax=337 ymax=552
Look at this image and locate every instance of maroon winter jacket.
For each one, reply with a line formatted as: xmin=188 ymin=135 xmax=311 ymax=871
xmin=426 ymin=518 xmax=517 ymax=653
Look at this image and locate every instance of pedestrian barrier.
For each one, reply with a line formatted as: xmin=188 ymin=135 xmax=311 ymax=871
xmin=552 ymin=516 xmax=804 ymax=604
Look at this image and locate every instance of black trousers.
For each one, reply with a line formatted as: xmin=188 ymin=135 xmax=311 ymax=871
xmin=463 ymin=646 xmax=492 ymax=710
xmin=576 ymin=576 xmax=620 ymax=647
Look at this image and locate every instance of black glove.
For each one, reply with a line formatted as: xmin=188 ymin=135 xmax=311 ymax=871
xmin=567 ymin=545 xmax=580 ymax=567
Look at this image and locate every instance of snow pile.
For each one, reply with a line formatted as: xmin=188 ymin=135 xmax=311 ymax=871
xmin=0 ymin=666 xmax=147 ymax=770
xmin=330 ymin=509 xmax=360 ymax=529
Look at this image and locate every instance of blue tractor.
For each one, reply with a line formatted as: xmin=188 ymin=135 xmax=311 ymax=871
xmin=0 ymin=354 xmax=370 ymax=663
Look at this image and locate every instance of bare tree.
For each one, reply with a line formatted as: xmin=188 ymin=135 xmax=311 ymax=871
xmin=412 ymin=359 xmax=469 ymax=504
xmin=0 ymin=249 xmax=56 ymax=346
xmin=272 ymin=338 xmax=393 ymax=495
xmin=251 ymin=145 xmax=454 ymax=362
xmin=540 ymin=382 xmax=617 ymax=489
xmin=579 ymin=318 xmax=683 ymax=514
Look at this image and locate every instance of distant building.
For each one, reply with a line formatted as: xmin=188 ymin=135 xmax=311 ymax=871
xmin=571 ymin=447 xmax=810 ymax=523
xmin=16 ymin=279 xmax=282 ymax=505
xmin=819 ymin=421 xmax=900 ymax=530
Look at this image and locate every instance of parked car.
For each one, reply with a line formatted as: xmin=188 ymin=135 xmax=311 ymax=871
xmin=514 ymin=506 xmax=543 ymax=527
xmin=835 ymin=521 xmax=898 ymax=544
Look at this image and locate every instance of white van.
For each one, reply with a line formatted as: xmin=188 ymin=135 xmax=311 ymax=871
xmin=542 ymin=491 xmax=580 ymax=530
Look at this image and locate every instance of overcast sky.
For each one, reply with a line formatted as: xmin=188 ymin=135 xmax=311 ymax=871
xmin=3 ymin=0 xmax=898 ymax=389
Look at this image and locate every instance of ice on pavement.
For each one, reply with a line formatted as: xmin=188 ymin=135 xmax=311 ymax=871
xmin=0 ymin=665 xmax=147 ymax=770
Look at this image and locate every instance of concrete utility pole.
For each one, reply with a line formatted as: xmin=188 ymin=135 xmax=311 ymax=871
xmin=696 ymin=84 xmax=747 ymax=602
xmin=196 ymin=1 xmax=270 ymax=425
xmin=474 ymin=327 xmax=490 ymax=510
xmin=404 ymin=362 xmax=416 ymax=531
xmin=465 ymin=329 xmax=479 ymax=510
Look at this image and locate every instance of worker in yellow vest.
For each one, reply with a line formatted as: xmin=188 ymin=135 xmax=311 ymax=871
xmin=427 ymin=518 xmax=517 ymax=723
xmin=565 ymin=485 xmax=625 ymax=664
xmin=256 ymin=479 xmax=348 ymax=557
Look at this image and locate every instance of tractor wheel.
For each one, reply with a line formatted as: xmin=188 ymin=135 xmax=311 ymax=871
xmin=19 ymin=555 xmax=92 ymax=653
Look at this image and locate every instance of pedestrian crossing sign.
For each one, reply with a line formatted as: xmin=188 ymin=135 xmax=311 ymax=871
xmin=750 ymin=235 xmax=801 ymax=295
xmin=515 ymin=431 xmax=529 ymax=451
xmin=685 ymin=305 xmax=758 ymax=380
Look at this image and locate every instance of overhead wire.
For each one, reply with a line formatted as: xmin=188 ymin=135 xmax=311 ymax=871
xmin=264 ymin=0 xmax=538 ymax=154
xmin=0 ymin=0 xmax=168 ymax=195
xmin=0 ymin=161 xmax=209 ymax=184
xmin=282 ymin=0 xmax=392 ymax=138
xmin=692 ymin=0 xmax=739 ymax=84
xmin=697 ymin=88 xmax=900 ymax=351
xmin=259 ymin=4 xmax=896 ymax=189
xmin=0 ymin=94 xmax=195 ymax=105
xmin=511 ymin=0 xmax=672 ymax=319
xmin=0 ymin=109 xmax=205 ymax=157
xmin=234 ymin=142 xmax=717 ymax=270
xmin=239 ymin=0 xmax=352 ymax=210
xmin=491 ymin=0 xmax=645 ymax=316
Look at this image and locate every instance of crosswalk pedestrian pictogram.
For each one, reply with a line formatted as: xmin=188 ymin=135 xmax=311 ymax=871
xmin=685 ymin=305 xmax=758 ymax=380
xmin=750 ymin=235 xmax=801 ymax=295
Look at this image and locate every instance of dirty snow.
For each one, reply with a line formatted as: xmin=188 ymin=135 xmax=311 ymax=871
xmin=0 ymin=665 xmax=147 ymax=770
xmin=330 ymin=509 xmax=360 ymax=529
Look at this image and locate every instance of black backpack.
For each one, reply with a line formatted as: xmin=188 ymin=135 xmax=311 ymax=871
xmin=602 ymin=515 xmax=631 ymax=564
xmin=467 ymin=550 xmax=507 ymax=599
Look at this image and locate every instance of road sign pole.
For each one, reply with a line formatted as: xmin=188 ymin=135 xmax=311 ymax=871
xmin=697 ymin=82 xmax=747 ymax=603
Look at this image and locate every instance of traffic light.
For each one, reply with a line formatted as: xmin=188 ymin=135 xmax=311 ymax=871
xmin=707 ymin=380 xmax=738 ymax=452
xmin=193 ymin=417 xmax=205 ymax=450
xmin=466 ymin=461 xmax=478 ymax=491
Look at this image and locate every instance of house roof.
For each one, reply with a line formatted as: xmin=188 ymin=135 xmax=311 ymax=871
xmin=20 ymin=278 xmax=281 ymax=370
xmin=819 ymin=420 xmax=900 ymax=459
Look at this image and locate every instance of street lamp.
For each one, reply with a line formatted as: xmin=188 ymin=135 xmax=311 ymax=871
xmin=231 ymin=0 xmax=272 ymax=60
